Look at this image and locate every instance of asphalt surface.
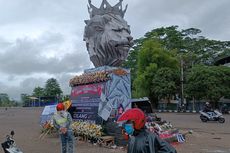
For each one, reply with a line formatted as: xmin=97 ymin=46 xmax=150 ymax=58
xmin=0 ymin=107 xmax=229 ymax=153
xmin=158 ymin=112 xmax=230 ymax=153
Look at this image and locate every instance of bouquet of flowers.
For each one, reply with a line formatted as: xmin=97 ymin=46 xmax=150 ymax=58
xmin=71 ymin=121 xmax=103 ymax=140
xmin=70 ymin=71 xmax=110 ymax=86
xmin=39 ymin=121 xmax=56 ymax=139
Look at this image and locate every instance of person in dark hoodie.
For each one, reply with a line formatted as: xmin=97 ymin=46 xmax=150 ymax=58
xmin=203 ymin=102 xmax=212 ymax=112
xmin=117 ymin=108 xmax=177 ymax=153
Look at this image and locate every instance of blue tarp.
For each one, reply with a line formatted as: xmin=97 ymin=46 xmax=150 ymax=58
xmin=40 ymin=104 xmax=57 ymax=125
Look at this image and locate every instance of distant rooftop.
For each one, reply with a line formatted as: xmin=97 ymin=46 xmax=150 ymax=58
xmin=214 ymin=55 xmax=230 ymax=66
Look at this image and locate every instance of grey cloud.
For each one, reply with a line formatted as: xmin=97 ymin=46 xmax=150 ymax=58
xmin=0 ymin=73 xmax=75 ymax=100
xmin=126 ymin=0 xmax=230 ymax=40
xmin=0 ymin=0 xmax=88 ymax=25
xmin=0 ymin=32 xmax=91 ymax=75
xmin=0 ymin=74 xmax=75 ymax=100
xmin=19 ymin=77 xmax=46 ymax=92
xmin=190 ymin=1 xmax=230 ymax=40
xmin=0 ymin=37 xmax=12 ymax=50
xmin=37 ymin=32 xmax=65 ymax=46
xmin=0 ymin=77 xmax=48 ymax=101
xmin=2 ymin=0 xmax=230 ymax=40
xmin=56 ymin=73 xmax=75 ymax=95
xmin=0 ymin=79 xmax=36 ymax=101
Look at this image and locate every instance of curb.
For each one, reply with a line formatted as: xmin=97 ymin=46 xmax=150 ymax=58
xmin=157 ymin=110 xmax=198 ymax=113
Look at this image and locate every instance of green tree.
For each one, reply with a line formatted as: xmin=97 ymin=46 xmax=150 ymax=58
xmin=0 ymin=93 xmax=11 ymax=106
xmin=32 ymin=86 xmax=44 ymax=97
xmin=123 ymin=26 xmax=230 ymax=108
xmin=133 ymin=40 xmax=179 ymax=107
xmin=185 ymin=65 xmax=230 ymax=107
xmin=62 ymin=95 xmax=70 ymax=101
xmin=124 ymin=26 xmax=230 ymax=75
xmin=122 ymin=44 xmax=139 ymax=85
xmin=0 ymin=93 xmax=19 ymax=107
xmin=21 ymin=93 xmax=30 ymax=107
xmin=152 ymin=68 xmax=180 ymax=103
xmin=44 ymin=78 xmax=62 ymax=97
xmin=143 ymin=26 xmax=230 ymax=65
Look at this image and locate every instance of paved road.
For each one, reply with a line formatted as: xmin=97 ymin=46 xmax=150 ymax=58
xmin=0 ymin=107 xmax=124 ymax=153
xmin=0 ymin=108 xmax=229 ymax=153
xmin=158 ymin=113 xmax=230 ymax=153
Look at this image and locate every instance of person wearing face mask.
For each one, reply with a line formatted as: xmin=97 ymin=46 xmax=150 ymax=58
xmin=117 ymin=108 xmax=177 ymax=153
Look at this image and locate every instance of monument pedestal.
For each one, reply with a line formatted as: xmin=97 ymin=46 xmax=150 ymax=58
xmin=70 ymin=66 xmax=131 ymax=122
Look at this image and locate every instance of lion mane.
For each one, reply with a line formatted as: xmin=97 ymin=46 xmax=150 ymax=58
xmin=84 ymin=13 xmax=133 ymax=67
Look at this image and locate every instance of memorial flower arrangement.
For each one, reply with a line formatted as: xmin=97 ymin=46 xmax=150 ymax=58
xmin=71 ymin=121 xmax=103 ymax=140
xmin=70 ymin=71 xmax=110 ymax=86
xmin=112 ymin=68 xmax=128 ymax=76
xmin=69 ymin=68 xmax=129 ymax=87
xmin=145 ymin=118 xmax=191 ymax=144
xmin=39 ymin=121 xmax=56 ymax=139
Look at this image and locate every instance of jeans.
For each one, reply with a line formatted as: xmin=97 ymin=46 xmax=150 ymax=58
xmin=60 ymin=130 xmax=74 ymax=153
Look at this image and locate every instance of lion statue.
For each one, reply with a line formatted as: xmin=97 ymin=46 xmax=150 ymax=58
xmin=83 ymin=0 xmax=133 ymax=67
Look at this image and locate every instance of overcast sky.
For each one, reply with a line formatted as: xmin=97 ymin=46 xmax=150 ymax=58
xmin=0 ymin=0 xmax=230 ymax=101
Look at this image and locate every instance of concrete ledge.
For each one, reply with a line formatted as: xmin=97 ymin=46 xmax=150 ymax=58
xmin=157 ymin=110 xmax=198 ymax=113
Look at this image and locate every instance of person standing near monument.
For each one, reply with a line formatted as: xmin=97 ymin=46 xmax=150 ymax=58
xmin=116 ymin=104 xmax=124 ymax=120
xmin=118 ymin=108 xmax=177 ymax=153
xmin=52 ymin=103 xmax=74 ymax=153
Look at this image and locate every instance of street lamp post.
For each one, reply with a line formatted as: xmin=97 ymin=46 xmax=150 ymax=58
xmin=181 ymin=57 xmax=184 ymax=109
xmin=192 ymin=96 xmax=196 ymax=112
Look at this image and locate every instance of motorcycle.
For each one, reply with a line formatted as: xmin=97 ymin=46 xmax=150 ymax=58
xmin=199 ymin=110 xmax=225 ymax=123
xmin=1 ymin=131 xmax=23 ymax=153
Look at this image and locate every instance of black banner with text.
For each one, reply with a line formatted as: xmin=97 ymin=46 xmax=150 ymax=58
xmin=70 ymin=83 xmax=105 ymax=123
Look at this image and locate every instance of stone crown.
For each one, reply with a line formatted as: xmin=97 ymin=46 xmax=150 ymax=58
xmin=87 ymin=0 xmax=128 ymax=18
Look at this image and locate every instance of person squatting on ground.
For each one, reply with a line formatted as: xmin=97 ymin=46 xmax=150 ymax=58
xmin=52 ymin=103 xmax=75 ymax=153
xmin=117 ymin=108 xmax=177 ymax=153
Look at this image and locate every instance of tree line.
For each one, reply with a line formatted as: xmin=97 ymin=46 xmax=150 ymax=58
xmin=123 ymin=25 xmax=230 ymax=108
xmin=21 ymin=78 xmax=66 ymax=106
xmin=0 ymin=78 xmax=64 ymax=107
xmin=0 ymin=93 xmax=19 ymax=107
